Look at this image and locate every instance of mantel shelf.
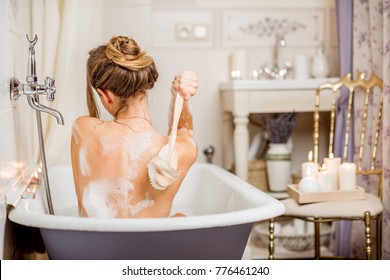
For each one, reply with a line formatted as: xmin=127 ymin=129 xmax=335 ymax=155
xmin=220 ymin=77 xmax=335 ymax=181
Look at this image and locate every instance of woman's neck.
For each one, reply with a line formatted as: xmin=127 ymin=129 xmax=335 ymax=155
xmin=115 ymin=94 xmax=151 ymax=122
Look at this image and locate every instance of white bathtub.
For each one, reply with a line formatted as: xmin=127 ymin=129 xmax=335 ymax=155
xmin=8 ymin=163 xmax=284 ymax=260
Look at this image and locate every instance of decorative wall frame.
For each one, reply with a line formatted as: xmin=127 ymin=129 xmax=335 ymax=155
xmin=222 ymin=9 xmax=324 ymax=47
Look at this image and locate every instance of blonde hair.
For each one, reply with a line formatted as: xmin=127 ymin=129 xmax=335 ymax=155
xmin=86 ymin=36 xmax=158 ymax=118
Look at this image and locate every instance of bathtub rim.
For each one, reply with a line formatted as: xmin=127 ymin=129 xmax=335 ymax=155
xmin=8 ymin=162 xmax=285 ymax=232
xmin=8 ymin=198 xmax=285 ymax=232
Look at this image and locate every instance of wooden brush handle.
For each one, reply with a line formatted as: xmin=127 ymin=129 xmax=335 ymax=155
xmin=167 ymin=94 xmax=183 ymax=160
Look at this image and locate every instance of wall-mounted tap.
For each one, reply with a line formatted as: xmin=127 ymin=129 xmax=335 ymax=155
xmin=9 ymin=34 xmax=64 ymax=215
xmin=253 ymin=33 xmax=293 ymax=80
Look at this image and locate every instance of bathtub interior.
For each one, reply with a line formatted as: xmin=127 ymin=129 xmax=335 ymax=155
xmin=46 ymin=163 xmax=272 ymax=218
xmin=47 ymin=165 xmax=78 ymax=217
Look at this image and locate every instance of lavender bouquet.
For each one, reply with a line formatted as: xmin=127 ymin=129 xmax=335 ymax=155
xmin=264 ymin=113 xmax=297 ymax=143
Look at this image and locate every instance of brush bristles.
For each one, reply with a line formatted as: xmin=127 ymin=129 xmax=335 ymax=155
xmin=147 ymin=156 xmax=180 ymax=190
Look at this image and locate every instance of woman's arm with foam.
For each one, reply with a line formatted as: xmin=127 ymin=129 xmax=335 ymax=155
xmin=168 ymin=71 xmax=198 ymax=134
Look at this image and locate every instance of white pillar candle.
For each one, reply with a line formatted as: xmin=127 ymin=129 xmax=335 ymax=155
xmin=323 ymin=153 xmax=341 ymax=190
xmin=230 ymin=50 xmax=247 ymax=80
xmin=298 ymin=176 xmax=320 ymax=193
xmin=338 ymin=162 xmax=357 ymax=190
xmin=301 ymin=151 xmax=319 ymax=178
xmin=318 ymin=164 xmax=333 ymax=192
xmin=294 ymin=54 xmax=309 ymax=80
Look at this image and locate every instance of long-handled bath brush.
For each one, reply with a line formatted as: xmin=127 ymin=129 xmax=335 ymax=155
xmin=148 ymin=94 xmax=183 ymax=190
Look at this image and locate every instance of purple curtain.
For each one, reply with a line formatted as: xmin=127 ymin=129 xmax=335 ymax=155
xmin=334 ymin=0 xmax=354 ymax=258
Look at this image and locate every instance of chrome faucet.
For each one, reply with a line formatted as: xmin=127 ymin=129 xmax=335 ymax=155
xmin=9 ymin=34 xmax=64 ymax=215
xmin=253 ymin=34 xmax=293 ymax=80
xmin=10 ymin=35 xmax=64 ymax=125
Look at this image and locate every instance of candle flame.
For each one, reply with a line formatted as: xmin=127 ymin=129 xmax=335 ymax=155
xmin=308 ymin=151 xmax=313 ymax=162
xmin=231 ymin=70 xmax=241 ymax=79
xmin=321 ymin=163 xmax=327 ymax=171
xmin=329 ymin=152 xmax=334 ymax=159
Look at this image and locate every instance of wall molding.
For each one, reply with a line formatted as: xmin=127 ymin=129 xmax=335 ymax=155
xmin=222 ymin=9 xmax=324 ymax=47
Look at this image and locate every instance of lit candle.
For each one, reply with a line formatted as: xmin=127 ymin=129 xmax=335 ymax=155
xmin=323 ymin=153 xmax=341 ymax=190
xmin=338 ymin=162 xmax=357 ymax=190
xmin=298 ymin=168 xmax=320 ymax=193
xmin=301 ymin=151 xmax=319 ymax=178
xmin=230 ymin=70 xmax=241 ymax=79
xmin=318 ymin=164 xmax=333 ymax=192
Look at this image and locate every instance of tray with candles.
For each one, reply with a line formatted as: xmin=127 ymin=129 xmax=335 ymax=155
xmin=287 ymin=184 xmax=365 ymax=204
xmin=291 ymin=151 xmax=365 ymax=204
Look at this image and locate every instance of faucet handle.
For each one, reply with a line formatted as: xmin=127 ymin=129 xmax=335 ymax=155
xmin=44 ymin=77 xmax=56 ymax=101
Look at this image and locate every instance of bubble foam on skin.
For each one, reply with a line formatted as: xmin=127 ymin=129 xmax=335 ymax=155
xmin=84 ymin=128 xmax=155 ymax=218
xmin=83 ymin=177 xmax=134 ymax=218
xmin=187 ymin=137 xmax=197 ymax=148
xmin=122 ymin=131 xmax=152 ymax=162
xmin=83 ymin=178 xmax=117 ymax=218
xmin=119 ymin=131 xmax=153 ymax=181
xmin=128 ymin=192 xmax=155 ymax=216
xmin=99 ymin=130 xmax=152 ymax=160
xmin=99 ymin=133 xmax=121 ymax=156
xmin=72 ymin=122 xmax=82 ymax=144
xmin=82 ymin=177 xmax=154 ymax=218
xmin=79 ymin=145 xmax=91 ymax=177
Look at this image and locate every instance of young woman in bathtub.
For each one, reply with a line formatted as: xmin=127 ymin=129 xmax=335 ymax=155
xmin=71 ymin=36 xmax=198 ymax=219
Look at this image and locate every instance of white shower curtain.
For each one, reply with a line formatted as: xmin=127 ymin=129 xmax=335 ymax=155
xmin=30 ymin=0 xmax=103 ymax=165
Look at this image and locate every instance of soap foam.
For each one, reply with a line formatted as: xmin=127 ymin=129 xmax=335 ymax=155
xmin=82 ymin=177 xmax=155 ymax=218
xmin=83 ymin=177 xmax=134 ymax=218
xmin=83 ymin=127 xmax=155 ymax=218
xmin=83 ymin=179 xmax=116 ymax=218
xmin=128 ymin=192 xmax=155 ymax=216
xmin=72 ymin=122 xmax=82 ymax=144
xmin=122 ymin=131 xmax=152 ymax=162
xmin=187 ymin=137 xmax=197 ymax=148
xmin=99 ymin=132 xmax=122 ymax=156
xmin=79 ymin=145 xmax=91 ymax=177
xmin=122 ymin=131 xmax=153 ymax=180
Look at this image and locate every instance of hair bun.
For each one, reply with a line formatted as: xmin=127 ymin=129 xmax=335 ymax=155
xmin=105 ymin=36 xmax=153 ymax=71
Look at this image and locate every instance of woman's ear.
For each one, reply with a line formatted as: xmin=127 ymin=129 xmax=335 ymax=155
xmin=96 ymin=88 xmax=113 ymax=105
xmin=96 ymin=89 xmax=118 ymax=116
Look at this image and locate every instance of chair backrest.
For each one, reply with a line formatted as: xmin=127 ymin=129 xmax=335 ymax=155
xmin=313 ymin=72 xmax=383 ymax=197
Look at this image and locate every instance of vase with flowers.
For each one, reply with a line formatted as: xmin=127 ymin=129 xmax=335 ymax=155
xmin=264 ymin=113 xmax=297 ymax=192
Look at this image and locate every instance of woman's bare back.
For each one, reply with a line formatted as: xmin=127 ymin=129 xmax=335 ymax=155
xmin=71 ymin=110 xmax=197 ymax=218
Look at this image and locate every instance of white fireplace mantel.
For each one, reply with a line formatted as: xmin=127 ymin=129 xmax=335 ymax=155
xmin=220 ymin=78 xmax=337 ymax=181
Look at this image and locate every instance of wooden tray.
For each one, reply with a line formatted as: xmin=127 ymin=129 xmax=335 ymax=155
xmin=287 ymin=184 xmax=365 ymax=204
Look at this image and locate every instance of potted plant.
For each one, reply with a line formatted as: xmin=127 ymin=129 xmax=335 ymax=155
xmin=264 ymin=113 xmax=298 ymax=192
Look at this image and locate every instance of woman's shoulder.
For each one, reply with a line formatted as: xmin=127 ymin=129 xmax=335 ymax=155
xmin=72 ymin=116 xmax=103 ymax=138
xmin=73 ymin=116 xmax=102 ymax=128
xmin=176 ymin=129 xmax=198 ymax=166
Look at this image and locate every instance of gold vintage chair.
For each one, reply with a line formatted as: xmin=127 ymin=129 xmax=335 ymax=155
xmin=268 ymin=72 xmax=384 ymax=259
